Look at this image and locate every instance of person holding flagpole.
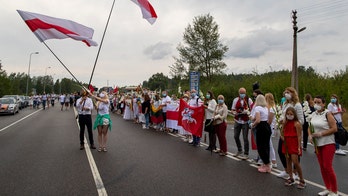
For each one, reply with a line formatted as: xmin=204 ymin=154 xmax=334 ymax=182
xmin=76 ymin=90 xmax=96 ymax=150
xmin=90 ymin=91 xmax=112 ymax=152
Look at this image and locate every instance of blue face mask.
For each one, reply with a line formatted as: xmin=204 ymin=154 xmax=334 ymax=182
xmin=191 ymin=93 xmax=196 ymax=98
xmin=331 ymin=98 xmax=337 ymax=103
xmin=162 ymin=94 xmax=166 ymax=97
xmin=218 ymin=99 xmax=224 ymax=104
xmin=239 ymin=94 xmax=246 ymax=99
xmin=206 ymin=94 xmax=210 ymax=99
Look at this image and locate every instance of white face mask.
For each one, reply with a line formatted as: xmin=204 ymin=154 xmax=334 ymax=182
xmin=284 ymin=93 xmax=292 ymax=100
xmin=286 ymin=115 xmax=294 ymax=120
xmin=314 ymin=104 xmax=322 ymax=111
xmin=99 ymin=93 xmax=105 ymax=98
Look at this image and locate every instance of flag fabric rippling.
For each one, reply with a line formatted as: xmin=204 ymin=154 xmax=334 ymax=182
xmin=17 ymin=10 xmax=98 ymax=47
xmin=130 ymin=0 xmax=157 ymax=24
xmin=178 ymin=99 xmax=205 ymax=137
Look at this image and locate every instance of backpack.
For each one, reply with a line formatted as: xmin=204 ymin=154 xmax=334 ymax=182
xmin=326 ymin=112 xmax=348 ymax=146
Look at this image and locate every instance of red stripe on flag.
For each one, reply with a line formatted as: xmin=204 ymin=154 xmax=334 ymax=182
xmin=25 ymin=18 xmax=79 ymax=36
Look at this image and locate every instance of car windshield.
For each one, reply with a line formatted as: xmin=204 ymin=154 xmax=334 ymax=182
xmin=0 ymin=98 xmax=14 ymax=104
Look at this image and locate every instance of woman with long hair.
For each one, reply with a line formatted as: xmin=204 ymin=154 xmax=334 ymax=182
xmin=91 ymin=91 xmax=112 ymax=152
xmin=277 ymin=87 xmax=304 ymax=179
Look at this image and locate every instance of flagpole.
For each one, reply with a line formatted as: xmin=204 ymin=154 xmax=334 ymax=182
xmin=88 ymin=0 xmax=116 ymax=89
xmin=42 ymin=41 xmax=84 ymax=87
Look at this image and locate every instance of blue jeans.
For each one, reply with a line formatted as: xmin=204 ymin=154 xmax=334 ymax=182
xmin=234 ymin=122 xmax=249 ymax=155
xmin=145 ymin=113 xmax=150 ymax=128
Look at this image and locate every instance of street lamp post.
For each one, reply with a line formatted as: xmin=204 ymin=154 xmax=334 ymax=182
xmin=291 ymin=10 xmax=306 ymax=91
xmin=43 ymin=66 xmax=51 ymax=93
xmin=26 ymin=52 xmax=39 ymax=96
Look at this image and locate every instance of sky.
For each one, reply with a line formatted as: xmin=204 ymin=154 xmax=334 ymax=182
xmin=1 ymin=0 xmax=348 ymax=89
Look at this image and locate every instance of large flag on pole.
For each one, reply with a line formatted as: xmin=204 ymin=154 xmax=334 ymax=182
xmin=178 ymin=99 xmax=205 ymax=137
xmin=130 ymin=0 xmax=157 ymax=24
xmin=17 ymin=10 xmax=98 ymax=47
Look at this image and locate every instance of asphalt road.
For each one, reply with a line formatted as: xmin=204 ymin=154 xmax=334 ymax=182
xmin=0 ymin=104 xmax=347 ymax=196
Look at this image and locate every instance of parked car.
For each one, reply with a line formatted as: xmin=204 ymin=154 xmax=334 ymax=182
xmin=20 ymin=95 xmax=29 ymax=107
xmin=0 ymin=97 xmax=19 ymax=115
xmin=2 ymin=95 xmax=24 ymax=109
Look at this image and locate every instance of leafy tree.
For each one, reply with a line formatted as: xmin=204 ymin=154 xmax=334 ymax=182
xmin=145 ymin=73 xmax=169 ymax=91
xmin=173 ymin=13 xmax=228 ymax=82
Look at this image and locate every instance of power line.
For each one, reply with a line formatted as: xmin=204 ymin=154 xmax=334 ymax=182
xmin=295 ymin=0 xmax=348 ymax=25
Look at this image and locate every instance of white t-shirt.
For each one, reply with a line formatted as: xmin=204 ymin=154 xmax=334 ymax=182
xmin=253 ymin=106 xmax=268 ymax=121
xmin=327 ymin=103 xmax=342 ymax=123
xmin=98 ymin=100 xmax=110 ymax=115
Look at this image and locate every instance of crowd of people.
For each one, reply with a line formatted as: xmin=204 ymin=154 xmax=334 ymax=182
xmin=107 ymin=86 xmax=343 ymax=196
xmin=26 ymin=85 xmax=344 ymax=196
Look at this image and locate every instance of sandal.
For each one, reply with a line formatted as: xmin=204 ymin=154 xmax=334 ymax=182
xmin=103 ymin=147 xmax=107 ymax=152
xmin=98 ymin=147 xmax=102 ymax=152
xmin=297 ymin=180 xmax=306 ymax=189
xmin=284 ymin=178 xmax=295 ymax=186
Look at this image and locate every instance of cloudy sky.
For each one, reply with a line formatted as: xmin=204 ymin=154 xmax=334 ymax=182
xmin=1 ymin=0 xmax=348 ymax=88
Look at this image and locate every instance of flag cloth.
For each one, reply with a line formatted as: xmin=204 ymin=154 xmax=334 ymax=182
xmin=113 ymin=86 xmax=119 ymax=94
xmin=178 ymin=99 xmax=205 ymax=137
xmin=88 ymin=85 xmax=95 ymax=94
xmin=17 ymin=10 xmax=98 ymax=47
xmin=130 ymin=0 xmax=157 ymax=24
xmin=150 ymin=104 xmax=163 ymax=124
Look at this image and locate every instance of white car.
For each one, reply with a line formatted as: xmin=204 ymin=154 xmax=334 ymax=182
xmin=0 ymin=97 xmax=19 ymax=115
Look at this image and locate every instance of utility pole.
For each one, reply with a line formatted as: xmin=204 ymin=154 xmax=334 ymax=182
xmin=0 ymin=60 xmax=2 ymax=70
xmin=291 ymin=10 xmax=306 ymax=91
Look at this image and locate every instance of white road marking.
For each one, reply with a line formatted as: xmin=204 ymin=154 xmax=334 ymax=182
xmin=0 ymin=109 xmax=42 ymax=132
xmin=74 ymin=109 xmax=108 ymax=196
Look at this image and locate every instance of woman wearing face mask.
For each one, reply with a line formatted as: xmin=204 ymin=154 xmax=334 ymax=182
xmin=204 ymin=91 xmax=217 ymax=151
xmin=277 ymin=87 xmax=304 ymax=179
xmin=91 ymin=91 xmax=112 ymax=152
xmin=282 ymin=107 xmax=305 ymax=188
xmin=327 ymin=94 xmax=346 ymax=156
xmin=213 ymin=95 xmax=228 ymax=156
xmin=309 ymin=96 xmax=338 ymax=196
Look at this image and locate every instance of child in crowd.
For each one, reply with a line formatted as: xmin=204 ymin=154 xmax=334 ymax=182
xmin=281 ymin=107 xmax=306 ymax=189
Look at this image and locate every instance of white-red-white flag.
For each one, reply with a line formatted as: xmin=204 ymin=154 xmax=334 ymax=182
xmin=130 ymin=0 xmax=157 ymax=24
xmin=17 ymin=10 xmax=98 ymax=47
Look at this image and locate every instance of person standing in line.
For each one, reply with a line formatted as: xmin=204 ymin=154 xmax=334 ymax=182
xmin=204 ymin=91 xmax=217 ymax=151
xmin=142 ymin=93 xmax=151 ymax=129
xmin=302 ymin=93 xmax=315 ymax=151
xmin=213 ymin=95 xmax=228 ymax=156
xmin=160 ymin=90 xmax=172 ymax=132
xmin=327 ymin=94 xmax=346 ymax=156
xmin=91 ymin=91 xmax=112 ymax=152
xmin=188 ymin=89 xmax=203 ymax=146
xmin=76 ymin=90 xmax=96 ymax=150
xmin=250 ymin=95 xmax=272 ymax=172
xmin=231 ymin=87 xmax=253 ymax=159
xmin=282 ymin=107 xmax=305 ymax=189
xmin=277 ymin=87 xmax=304 ymax=179
xmin=310 ymin=95 xmax=338 ymax=196
xmin=59 ymin=94 xmax=65 ymax=111
xmin=265 ymin=93 xmax=277 ymax=168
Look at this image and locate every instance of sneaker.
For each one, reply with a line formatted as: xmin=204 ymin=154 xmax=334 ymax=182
xmin=90 ymin=145 xmax=96 ymax=149
xmin=297 ymin=180 xmax=306 ymax=189
xmin=328 ymin=191 xmax=338 ymax=196
xmin=335 ymin=149 xmax=346 ymax=155
xmin=318 ymin=190 xmax=330 ymax=196
xmin=240 ymin=154 xmax=249 ymax=160
xmin=213 ymin=149 xmax=220 ymax=153
xmin=293 ymin=173 xmax=299 ymax=181
xmin=277 ymin=171 xmax=289 ymax=179
xmin=272 ymin=163 xmax=278 ymax=168
xmin=233 ymin=151 xmax=243 ymax=157
xmin=219 ymin=152 xmax=227 ymax=156
xmin=257 ymin=159 xmax=263 ymax=165
xmin=284 ymin=178 xmax=295 ymax=186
